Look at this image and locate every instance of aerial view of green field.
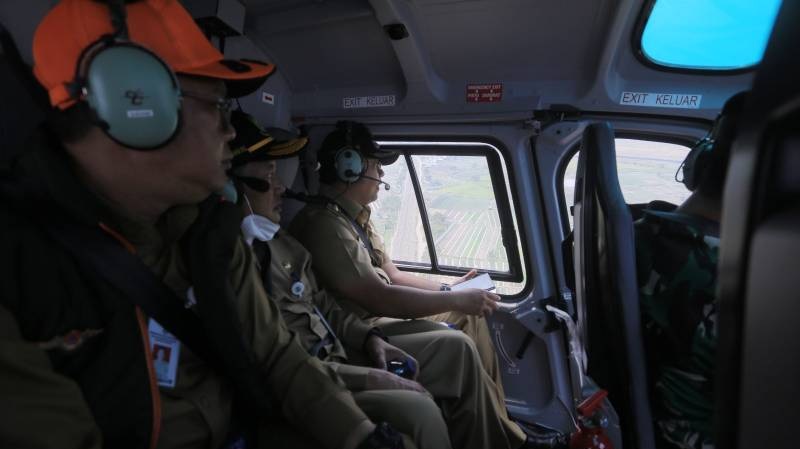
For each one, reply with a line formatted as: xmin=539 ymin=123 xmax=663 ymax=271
xmin=371 ymin=153 xmax=518 ymax=292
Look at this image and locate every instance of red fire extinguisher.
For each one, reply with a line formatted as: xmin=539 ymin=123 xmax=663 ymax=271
xmin=570 ymin=390 xmax=615 ymax=449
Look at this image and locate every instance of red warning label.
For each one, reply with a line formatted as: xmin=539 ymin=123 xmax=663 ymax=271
xmin=466 ymin=83 xmax=503 ymax=103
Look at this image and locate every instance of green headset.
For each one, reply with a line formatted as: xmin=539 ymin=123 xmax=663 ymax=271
xmin=68 ymin=0 xmax=181 ymax=150
xmin=333 ymin=121 xmax=367 ymax=183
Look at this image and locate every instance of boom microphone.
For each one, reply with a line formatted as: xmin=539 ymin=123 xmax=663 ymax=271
xmin=361 ymin=175 xmax=391 ymax=191
xmin=344 ymin=169 xmax=391 ymax=190
xmin=283 ymin=189 xmax=310 ymax=201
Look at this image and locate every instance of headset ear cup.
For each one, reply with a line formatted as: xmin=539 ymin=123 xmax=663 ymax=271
xmin=335 ymin=148 xmax=363 ymax=183
xmin=681 ymin=139 xmax=713 ymax=191
xmin=84 ymin=44 xmax=181 ymax=150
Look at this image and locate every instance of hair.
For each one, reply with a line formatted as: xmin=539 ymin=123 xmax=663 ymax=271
xmin=44 ymin=102 xmax=98 ymax=144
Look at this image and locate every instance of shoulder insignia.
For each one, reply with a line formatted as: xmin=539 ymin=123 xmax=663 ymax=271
xmin=326 ymin=202 xmax=340 ymax=213
xmin=38 ymin=328 xmax=104 ymax=352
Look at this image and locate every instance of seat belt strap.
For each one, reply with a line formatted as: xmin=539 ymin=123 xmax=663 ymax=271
xmin=43 ymin=221 xmax=223 ymax=371
xmin=324 ymin=197 xmax=378 ymax=261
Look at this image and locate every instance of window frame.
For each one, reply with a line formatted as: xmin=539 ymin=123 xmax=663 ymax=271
xmin=557 ymin=131 xmax=698 ymax=234
xmin=632 ymin=0 xmax=762 ymax=76
xmin=376 ymin=138 xmax=529 ymax=289
xmin=557 ymin=141 xmax=582 ymax=235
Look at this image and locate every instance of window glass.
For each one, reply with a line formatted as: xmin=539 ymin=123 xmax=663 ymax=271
xmin=371 ymin=145 xmax=527 ymax=296
xmin=371 ymin=156 xmax=430 ymax=266
xmin=563 ymin=138 xmax=692 ymax=225
xmin=640 ymin=0 xmax=782 ymax=70
xmin=412 ymin=155 xmax=509 ymax=272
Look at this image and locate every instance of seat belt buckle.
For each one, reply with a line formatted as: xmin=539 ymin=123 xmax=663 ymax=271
xmin=569 ymin=389 xmax=614 ymax=449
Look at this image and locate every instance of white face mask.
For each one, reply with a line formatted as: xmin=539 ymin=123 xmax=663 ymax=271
xmin=241 ymin=194 xmax=280 ymax=245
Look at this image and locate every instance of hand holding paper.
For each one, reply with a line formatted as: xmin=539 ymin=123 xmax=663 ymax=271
xmin=451 ymin=273 xmax=522 ymax=310
xmin=450 ymin=273 xmax=495 ymax=292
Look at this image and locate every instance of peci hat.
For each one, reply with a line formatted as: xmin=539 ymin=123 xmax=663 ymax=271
xmin=32 ymin=0 xmax=275 ymax=109
xmin=230 ymin=109 xmax=308 ymax=168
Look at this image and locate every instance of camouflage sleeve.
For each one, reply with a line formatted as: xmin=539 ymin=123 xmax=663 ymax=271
xmin=0 ymin=304 xmax=103 ymax=449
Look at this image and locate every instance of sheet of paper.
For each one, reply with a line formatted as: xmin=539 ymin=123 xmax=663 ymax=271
xmin=451 ymin=273 xmax=495 ymax=291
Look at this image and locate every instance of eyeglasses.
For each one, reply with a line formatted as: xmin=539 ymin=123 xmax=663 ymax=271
xmin=180 ymin=90 xmax=234 ymax=127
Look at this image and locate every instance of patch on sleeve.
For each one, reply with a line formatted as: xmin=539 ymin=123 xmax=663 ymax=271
xmin=38 ymin=328 xmax=104 ymax=352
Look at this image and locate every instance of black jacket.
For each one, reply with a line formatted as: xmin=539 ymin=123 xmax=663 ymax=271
xmin=0 ymin=128 xmax=159 ymax=449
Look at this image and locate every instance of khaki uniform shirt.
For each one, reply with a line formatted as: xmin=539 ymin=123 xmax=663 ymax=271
xmin=260 ymin=230 xmax=379 ymax=390
xmin=0 ymin=205 xmax=371 ymax=449
xmin=122 ymin=207 xmax=232 ymax=449
xmin=289 ymin=188 xmax=392 ymax=320
xmin=142 ymin=206 xmax=372 ymax=449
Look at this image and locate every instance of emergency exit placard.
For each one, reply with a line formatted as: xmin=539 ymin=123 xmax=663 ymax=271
xmin=467 ymin=83 xmax=503 ymax=103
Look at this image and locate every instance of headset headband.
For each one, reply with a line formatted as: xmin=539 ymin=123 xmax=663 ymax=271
xmin=107 ymin=0 xmax=129 ymax=39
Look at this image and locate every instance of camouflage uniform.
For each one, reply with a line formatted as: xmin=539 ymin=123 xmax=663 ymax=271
xmin=634 ymin=209 xmax=719 ymax=449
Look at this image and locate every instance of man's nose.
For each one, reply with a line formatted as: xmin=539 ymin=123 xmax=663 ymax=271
xmin=272 ymin=175 xmax=286 ymax=190
xmin=275 ymin=180 xmax=287 ymax=195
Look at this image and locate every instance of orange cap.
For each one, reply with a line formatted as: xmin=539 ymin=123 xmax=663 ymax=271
xmin=33 ymin=0 xmax=275 ymax=109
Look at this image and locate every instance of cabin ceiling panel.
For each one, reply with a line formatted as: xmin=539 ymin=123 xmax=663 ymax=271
xmin=411 ymin=0 xmax=617 ymax=82
xmin=247 ymin=3 xmax=405 ymax=93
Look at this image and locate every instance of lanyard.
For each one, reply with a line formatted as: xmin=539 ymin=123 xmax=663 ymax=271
xmin=325 ymin=198 xmax=377 ymax=261
xmin=290 ymin=270 xmax=339 ymax=358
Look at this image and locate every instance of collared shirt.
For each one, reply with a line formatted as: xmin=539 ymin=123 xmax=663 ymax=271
xmin=256 ymin=230 xmax=380 ymax=390
xmin=114 ymin=206 xmax=232 ymax=449
xmin=289 ymin=187 xmax=392 ymax=320
xmin=116 ymin=205 xmax=373 ymax=449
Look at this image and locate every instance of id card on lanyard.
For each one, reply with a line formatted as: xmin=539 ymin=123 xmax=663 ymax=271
xmin=148 ymin=318 xmax=181 ymax=388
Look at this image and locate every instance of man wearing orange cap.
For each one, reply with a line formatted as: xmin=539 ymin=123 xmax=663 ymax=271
xmin=0 ymin=1 xmax=410 ymax=449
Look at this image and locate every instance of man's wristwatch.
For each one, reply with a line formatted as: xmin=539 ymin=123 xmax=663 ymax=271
xmin=358 ymin=422 xmax=405 ymax=449
xmin=439 ymin=283 xmax=451 ymax=291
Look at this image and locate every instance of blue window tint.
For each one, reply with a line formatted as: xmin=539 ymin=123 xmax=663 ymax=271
xmin=640 ymin=0 xmax=782 ymax=70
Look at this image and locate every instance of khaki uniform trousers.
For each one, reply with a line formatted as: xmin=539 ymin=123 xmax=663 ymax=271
xmin=375 ymin=314 xmax=525 ymax=447
xmin=362 ymin=326 xmax=527 ymax=449
xmin=257 ymin=389 xmax=450 ymax=449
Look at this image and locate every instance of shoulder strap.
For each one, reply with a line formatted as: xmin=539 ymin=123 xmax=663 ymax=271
xmin=252 ymin=239 xmax=273 ymax=295
xmin=320 ymin=196 xmax=378 ymax=260
xmin=46 ymin=220 xmax=277 ymax=421
xmin=43 ymin=221 xmax=222 ymax=372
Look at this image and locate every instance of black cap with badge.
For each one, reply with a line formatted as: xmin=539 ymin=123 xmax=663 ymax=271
xmin=228 ymin=110 xmax=309 ymax=192
xmin=317 ymin=121 xmax=399 ymax=184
